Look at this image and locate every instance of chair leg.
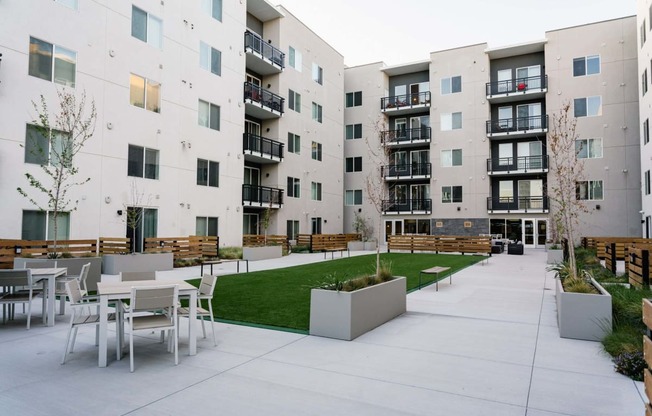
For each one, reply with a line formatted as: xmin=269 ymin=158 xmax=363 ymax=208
xmin=26 ymin=299 xmax=32 ymax=330
xmin=173 ymin=328 xmax=178 ymax=366
xmin=130 ymin=329 xmax=135 ymax=373
xmin=208 ymin=302 xmax=217 ymax=346
xmin=70 ymin=326 xmax=79 ymax=353
xmin=59 ymin=296 xmax=66 ymax=315
xmin=61 ymin=319 xmax=75 ymax=364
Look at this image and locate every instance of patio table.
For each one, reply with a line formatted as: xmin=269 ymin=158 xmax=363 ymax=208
xmin=30 ymin=267 xmax=67 ymax=326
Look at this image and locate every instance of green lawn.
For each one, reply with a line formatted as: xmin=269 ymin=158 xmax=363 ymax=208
xmin=193 ymin=253 xmax=483 ymax=332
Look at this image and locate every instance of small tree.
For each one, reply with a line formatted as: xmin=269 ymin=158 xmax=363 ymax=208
xmin=260 ymin=202 xmax=273 ymax=245
xmin=547 ymin=101 xmax=588 ymax=279
xmin=123 ymin=180 xmax=150 ymax=253
xmin=352 ymin=211 xmax=372 ymax=242
xmin=17 ymin=89 xmax=96 ymax=257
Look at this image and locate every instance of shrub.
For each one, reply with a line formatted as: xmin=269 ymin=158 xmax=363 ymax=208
xmin=219 ymin=246 xmax=242 ymax=259
xmin=613 ymin=351 xmax=646 ymax=381
xmin=291 ymin=244 xmax=310 ymax=253
xmin=60 ymin=251 xmax=74 ymax=258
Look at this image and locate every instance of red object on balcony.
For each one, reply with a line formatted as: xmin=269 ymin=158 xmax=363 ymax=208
xmin=517 ymin=83 xmax=527 ymax=91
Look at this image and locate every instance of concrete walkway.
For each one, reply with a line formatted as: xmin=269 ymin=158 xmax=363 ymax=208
xmin=0 ymin=249 xmax=645 ymax=415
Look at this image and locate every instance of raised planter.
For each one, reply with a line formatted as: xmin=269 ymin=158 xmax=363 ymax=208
xmin=102 ymin=252 xmax=173 ymax=275
xmin=310 ymin=276 xmax=406 ymax=341
xmin=348 ymin=241 xmax=377 ymax=251
xmin=242 ymin=245 xmax=283 ymax=261
xmin=547 ymin=249 xmax=563 ymax=264
xmin=15 ymin=257 xmax=103 ymax=292
xmin=556 ymin=277 xmax=612 ymax=341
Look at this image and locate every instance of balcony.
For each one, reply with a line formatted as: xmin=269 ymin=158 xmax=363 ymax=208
xmin=244 ymin=82 xmax=284 ymax=119
xmin=242 ymin=184 xmax=283 ymax=209
xmin=382 ymin=199 xmax=432 ymax=215
xmin=486 ymin=115 xmax=548 ymax=138
xmin=381 ymin=127 xmax=431 ymax=148
xmin=487 ymin=155 xmax=548 ymax=176
xmin=382 ymin=163 xmax=431 ymax=181
xmin=487 ymin=196 xmax=549 ymax=214
xmin=243 ymin=133 xmax=284 ymax=164
xmin=380 ymin=92 xmax=431 ymax=116
xmin=244 ymin=31 xmax=285 ymax=75
xmin=486 ymin=75 xmax=548 ymax=103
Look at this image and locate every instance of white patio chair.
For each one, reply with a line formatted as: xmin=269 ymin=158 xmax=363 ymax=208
xmin=0 ymin=269 xmax=38 ymax=329
xmin=120 ymin=271 xmax=156 ymax=282
xmin=124 ymin=285 xmax=179 ymax=372
xmin=178 ymin=274 xmax=218 ymax=346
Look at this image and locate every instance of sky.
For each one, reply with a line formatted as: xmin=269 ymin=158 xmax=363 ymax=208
xmin=275 ymin=0 xmax=637 ymax=67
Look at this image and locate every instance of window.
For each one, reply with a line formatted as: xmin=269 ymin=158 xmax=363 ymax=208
xmin=131 ymin=6 xmax=162 ymax=48
xmin=130 ymin=74 xmax=161 ymax=113
xmin=573 ymin=55 xmax=600 ymax=77
xmin=200 ymin=41 xmax=221 ymax=76
xmin=311 ymin=141 xmax=322 ymax=161
xmin=441 ymin=76 xmax=461 ymax=95
xmin=287 ymin=177 xmax=300 ymax=198
xmin=345 ymin=124 xmax=362 ymax=140
xmin=644 ymin=119 xmax=650 ymax=145
xmin=345 ymin=91 xmax=362 ymax=107
xmin=312 ymin=102 xmax=323 ymax=123
xmin=345 ymin=157 xmax=362 ymax=172
xmin=288 ymin=132 xmax=301 ymax=154
xmin=576 ymin=180 xmax=603 ymax=200
xmin=128 ymin=145 xmax=159 ymax=179
xmin=643 ymin=20 xmax=647 ymax=48
xmin=197 ymin=159 xmax=219 ymax=187
xmin=574 ymin=96 xmax=601 ymax=117
xmin=288 ymin=89 xmax=301 ymax=112
xmin=345 ymin=190 xmax=363 ymax=206
xmin=311 ymin=182 xmax=322 ymax=201
xmin=288 ymin=46 xmax=302 ymax=71
xmin=24 ymin=124 xmax=71 ymax=167
xmin=441 ymin=112 xmax=462 ymax=131
xmin=201 ymin=0 xmax=222 ymax=21
xmin=312 ymin=63 xmax=323 ymax=85
xmin=575 ymin=138 xmax=603 ymax=159
xmin=442 ymin=186 xmax=463 ymax=203
xmin=196 ymin=217 xmax=218 ymax=236
xmin=287 ymin=220 xmax=300 ymax=240
xmin=22 ymin=210 xmax=70 ymax=240
xmin=198 ymin=99 xmax=220 ymax=130
xmin=646 ymin=171 xmax=651 ymax=196
xmin=644 ymin=70 xmax=649 ymax=97
xmin=55 ymin=0 xmax=78 ymax=10
xmin=28 ymin=37 xmax=76 ymax=87
xmin=441 ymin=149 xmax=462 ymax=167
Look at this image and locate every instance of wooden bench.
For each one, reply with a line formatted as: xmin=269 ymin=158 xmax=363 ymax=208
xmin=323 ymin=247 xmax=349 ymax=259
xmin=200 ymin=259 xmax=249 ymax=274
xmin=418 ymin=266 xmax=452 ymax=291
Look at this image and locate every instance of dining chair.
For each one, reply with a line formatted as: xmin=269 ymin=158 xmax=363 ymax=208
xmin=178 ymin=274 xmax=218 ymax=346
xmin=124 ymin=284 xmax=179 ymax=372
xmin=61 ymin=279 xmax=118 ymax=364
xmin=120 ymin=271 xmax=156 ymax=282
xmin=0 ymin=269 xmax=37 ymax=329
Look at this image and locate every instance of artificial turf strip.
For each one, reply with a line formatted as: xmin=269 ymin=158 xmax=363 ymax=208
xmin=191 ymin=253 xmax=483 ymax=332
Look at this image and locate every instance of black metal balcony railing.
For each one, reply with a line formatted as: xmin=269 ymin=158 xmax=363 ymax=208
xmin=244 ymin=82 xmax=285 ymax=114
xmin=381 ymin=127 xmax=432 ymax=145
xmin=487 ymin=196 xmax=549 ymax=212
xmin=244 ymin=31 xmax=285 ymax=69
xmin=242 ymin=184 xmax=283 ymax=206
xmin=243 ymin=133 xmax=284 ymax=160
xmin=486 ymin=155 xmax=548 ymax=174
xmin=382 ymin=199 xmax=432 ymax=213
xmin=486 ymin=74 xmax=548 ymax=97
xmin=381 ymin=92 xmax=431 ymax=111
xmin=486 ymin=114 xmax=548 ymax=135
xmin=382 ymin=163 xmax=432 ymax=178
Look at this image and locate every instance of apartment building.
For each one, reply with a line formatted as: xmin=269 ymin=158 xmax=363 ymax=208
xmin=639 ymin=0 xmax=652 ymax=237
xmin=0 ymin=0 xmax=343 ymax=248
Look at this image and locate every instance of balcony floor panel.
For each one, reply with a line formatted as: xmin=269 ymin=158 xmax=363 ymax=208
xmin=245 ymin=101 xmax=282 ymax=119
xmin=243 ymin=201 xmax=282 ymax=209
xmin=488 ymin=128 xmax=547 ymax=139
xmin=243 ymin=152 xmax=282 ymax=164
xmin=381 ymin=104 xmax=430 ymax=116
xmin=488 ymin=209 xmax=549 ymax=214
xmin=245 ymin=52 xmax=283 ymax=75
xmin=486 ymin=89 xmax=546 ymax=104
xmin=487 ymin=169 xmax=548 ymax=176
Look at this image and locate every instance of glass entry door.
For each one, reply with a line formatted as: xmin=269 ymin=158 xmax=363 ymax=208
xmin=523 ymin=220 xmax=535 ymax=246
xmin=521 ymin=218 xmax=546 ymax=248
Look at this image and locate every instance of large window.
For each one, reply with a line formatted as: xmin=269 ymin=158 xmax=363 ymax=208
xmin=131 ymin=6 xmax=162 ymax=48
xmin=441 ymin=112 xmax=462 ymax=131
xmin=645 ymin=119 xmax=650 ymax=145
xmin=196 ymin=217 xmax=218 ymax=236
xmin=287 ymin=220 xmax=300 ymax=240
xmin=345 ymin=190 xmax=362 ymax=206
xmin=441 ymin=76 xmax=461 ymax=95
xmin=311 ymin=141 xmax=322 ymax=161
xmin=130 ymin=74 xmax=161 ymax=113
xmin=198 ymin=99 xmax=220 ymax=130
xmin=644 ymin=70 xmax=649 ymax=97
xmin=312 ymin=102 xmax=323 ymax=123
xmin=646 ymin=171 xmax=651 ymax=196
xmin=442 ymin=186 xmax=463 ymax=203
xmin=312 ymin=63 xmax=323 ymax=85
xmin=200 ymin=41 xmax=221 ymax=76
xmin=574 ymin=96 xmax=601 ymax=117
xmin=576 ymin=180 xmax=603 ymax=200
xmin=28 ymin=37 xmax=76 ymax=87
xmin=345 ymin=124 xmax=362 ymax=140
xmin=288 ymin=46 xmax=301 ymax=71
xmin=311 ymin=182 xmax=322 ymax=201
xmin=441 ymin=149 xmax=462 ymax=167
xmin=288 ymin=132 xmax=301 ymax=154
xmin=288 ymin=89 xmax=301 ymax=112
xmin=345 ymin=91 xmax=362 ymax=107
xmin=573 ymin=55 xmax=600 ymax=76
xmin=201 ymin=0 xmax=222 ymax=21
xmin=575 ymin=138 xmax=602 ymax=159
xmin=24 ymin=124 xmax=71 ymax=167
xmin=345 ymin=157 xmax=362 ymax=172
xmin=643 ymin=21 xmax=647 ymax=48
xmin=128 ymin=145 xmax=159 ymax=179
xmin=22 ymin=210 xmax=70 ymax=240
xmin=287 ymin=177 xmax=300 ymax=198
xmin=197 ymin=159 xmax=219 ymax=187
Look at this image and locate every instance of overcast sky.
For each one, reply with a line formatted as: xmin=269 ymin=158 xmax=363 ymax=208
xmin=275 ymin=0 xmax=637 ymax=67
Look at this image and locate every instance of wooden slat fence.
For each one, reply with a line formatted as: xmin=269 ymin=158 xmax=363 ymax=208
xmin=582 ymin=237 xmax=652 ymax=259
xmin=388 ymin=235 xmax=491 ymax=255
xmin=629 ymin=248 xmax=651 ymax=289
xmin=242 ymin=235 xmax=289 ymax=252
xmin=0 ymin=239 xmax=98 ymax=269
xmin=295 ymin=234 xmax=359 ymax=252
xmin=98 ymin=237 xmax=130 ymax=254
xmin=144 ymin=236 xmax=219 ymax=259
xmin=641 ymin=299 xmax=652 ymax=414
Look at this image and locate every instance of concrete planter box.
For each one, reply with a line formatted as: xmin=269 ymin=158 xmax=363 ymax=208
xmin=547 ymin=249 xmax=564 ymax=264
xmin=102 ymin=252 xmax=173 ymax=275
xmin=243 ymin=245 xmax=283 ymax=261
xmin=14 ymin=257 xmax=103 ymax=292
xmin=348 ymin=241 xmax=377 ymax=251
xmin=310 ymin=276 xmax=406 ymax=341
xmin=556 ymin=277 xmax=612 ymax=341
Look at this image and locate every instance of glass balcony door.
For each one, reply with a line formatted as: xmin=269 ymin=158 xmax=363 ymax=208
xmin=497 ymin=69 xmax=511 ymax=93
xmin=516 ymin=65 xmax=541 ymax=89
xmin=516 ymin=103 xmax=541 ymax=129
xmin=518 ymin=179 xmax=543 ymax=210
xmin=517 ymin=141 xmax=542 ymax=170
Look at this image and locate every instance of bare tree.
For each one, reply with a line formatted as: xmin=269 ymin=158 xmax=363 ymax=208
xmin=122 ymin=180 xmax=151 ymax=253
xmin=547 ymin=101 xmax=588 ymax=278
xmin=17 ymin=89 xmax=96 ymax=257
